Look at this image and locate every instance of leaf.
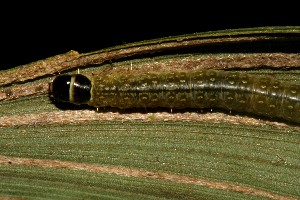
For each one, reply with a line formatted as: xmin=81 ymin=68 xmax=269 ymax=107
xmin=0 ymin=26 xmax=300 ymax=199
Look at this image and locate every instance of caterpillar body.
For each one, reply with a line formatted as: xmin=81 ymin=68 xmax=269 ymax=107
xmin=49 ymin=70 xmax=300 ymax=123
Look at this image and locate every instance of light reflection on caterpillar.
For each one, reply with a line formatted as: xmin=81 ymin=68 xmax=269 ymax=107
xmin=49 ymin=70 xmax=300 ymax=123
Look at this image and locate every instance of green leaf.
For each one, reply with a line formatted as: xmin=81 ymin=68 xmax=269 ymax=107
xmin=0 ymin=26 xmax=300 ymax=199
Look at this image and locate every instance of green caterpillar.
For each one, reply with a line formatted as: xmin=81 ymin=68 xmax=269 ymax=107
xmin=49 ymin=70 xmax=300 ymax=123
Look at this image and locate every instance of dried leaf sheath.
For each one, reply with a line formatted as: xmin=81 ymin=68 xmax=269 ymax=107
xmin=85 ymin=70 xmax=300 ymax=123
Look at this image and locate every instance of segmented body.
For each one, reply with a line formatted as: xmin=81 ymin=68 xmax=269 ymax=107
xmin=85 ymin=70 xmax=300 ymax=123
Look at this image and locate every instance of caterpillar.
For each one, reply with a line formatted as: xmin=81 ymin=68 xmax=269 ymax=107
xmin=49 ymin=70 xmax=300 ymax=124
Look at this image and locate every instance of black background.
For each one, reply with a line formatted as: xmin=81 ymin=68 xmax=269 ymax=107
xmin=0 ymin=4 xmax=299 ymax=71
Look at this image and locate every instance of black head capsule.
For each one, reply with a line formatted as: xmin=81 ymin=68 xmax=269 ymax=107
xmin=49 ymin=74 xmax=91 ymax=105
